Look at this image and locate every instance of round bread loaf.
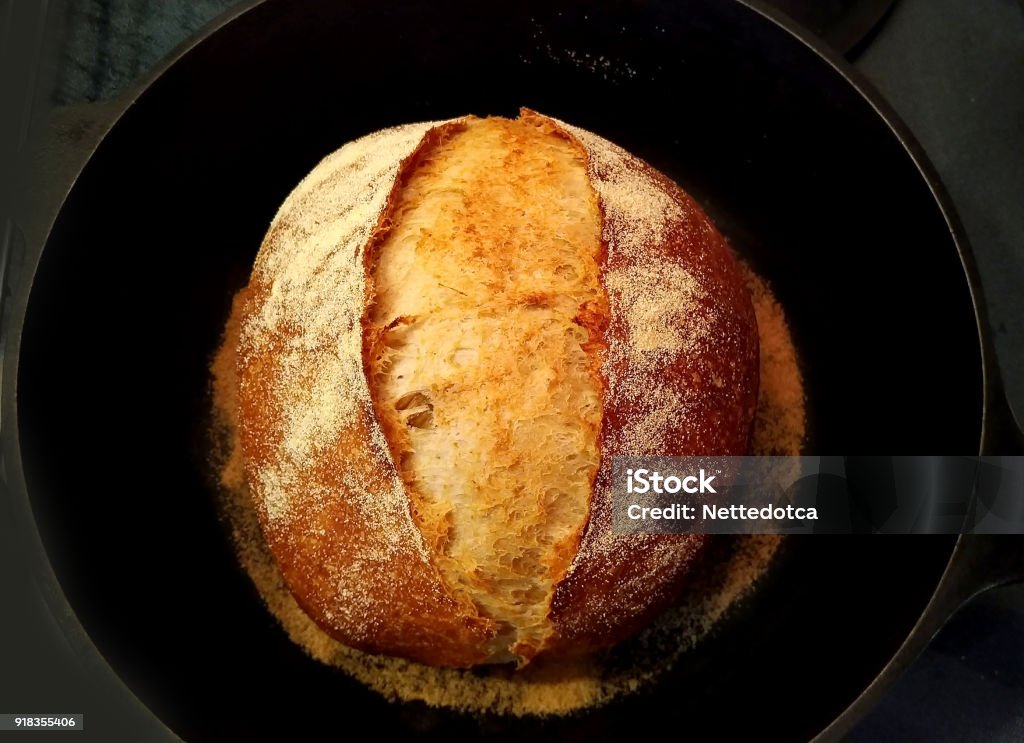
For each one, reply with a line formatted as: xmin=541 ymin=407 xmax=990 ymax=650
xmin=235 ymin=109 xmax=758 ymax=667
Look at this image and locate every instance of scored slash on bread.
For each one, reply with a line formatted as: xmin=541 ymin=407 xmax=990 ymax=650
xmin=235 ymin=109 xmax=758 ymax=667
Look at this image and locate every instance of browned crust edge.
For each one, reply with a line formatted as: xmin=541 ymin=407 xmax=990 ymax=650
xmin=539 ymin=110 xmax=760 ymax=656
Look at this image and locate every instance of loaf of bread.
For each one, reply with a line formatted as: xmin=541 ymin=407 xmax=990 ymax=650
xmin=235 ymin=109 xmax=758 ymax=667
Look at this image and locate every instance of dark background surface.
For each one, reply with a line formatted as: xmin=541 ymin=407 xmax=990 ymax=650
xmin=1 ymin=0 xmax=1022 ymax=740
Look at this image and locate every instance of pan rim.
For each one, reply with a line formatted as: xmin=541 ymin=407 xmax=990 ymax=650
xmin=4 ymin=1 xmax=993 ymax=740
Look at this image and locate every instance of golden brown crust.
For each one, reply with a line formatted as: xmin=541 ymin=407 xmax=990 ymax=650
xmin=362 ymin=114 xmax=607 ymax=664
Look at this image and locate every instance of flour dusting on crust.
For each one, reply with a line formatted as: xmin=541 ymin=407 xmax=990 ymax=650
xmin=239 ymin=121 xmax=441 ymax=538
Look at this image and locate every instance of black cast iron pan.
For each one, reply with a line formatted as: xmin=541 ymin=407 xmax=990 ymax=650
xmin=6 ymin=0 xmax=1024 ymax=740
xmin=770 ymin=0 xmax=896 ymax=53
